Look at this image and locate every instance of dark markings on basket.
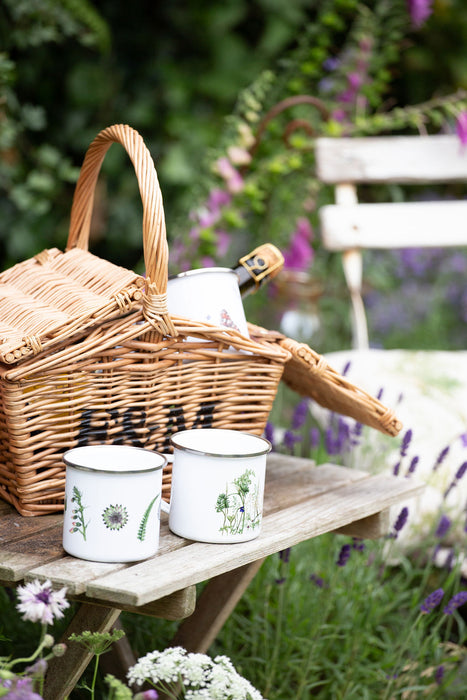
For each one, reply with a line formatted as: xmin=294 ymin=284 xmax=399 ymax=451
xmin=76 ymin=401 xmax=216 ymax=450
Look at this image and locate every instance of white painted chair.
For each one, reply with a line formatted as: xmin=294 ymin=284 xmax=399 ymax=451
xmin=315 ymin=134 xmax=467 ymax=553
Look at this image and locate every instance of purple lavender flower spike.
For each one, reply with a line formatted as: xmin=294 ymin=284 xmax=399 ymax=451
xmin=342 ymin=360 xmax=352 ymax=376
xmin=420 ymin=588 xmax=444 ymax=613
xmin=393 ymin=461 xmax=401 ymax=476
xmin=434 ymin=514 xmax=451 ymax=539
xmin=283 ymin=430 xmax=302 ymax=451
xmin=443 ymin=590 xmax=467 ymax=615
xmin=392 ymin=506 xmax=409 ymax=537
xmin=264 ymin=422 xmax=275 ymax=449
xmin=455 ymin=461 xmax=467 ymax=481
xmin=336 ymin=543 xmax=352 ymax=567
xmin=279 ymin=547 xmax=291 ymax=563
xmin=435 ymin=665 xmax=445 ymax=685
xmin=310 ymin=573 xmax=325 ymax=587
xmin=406 ymin=455 xmax=419 ymax=477
xmin=292 ymin=399 xmax=309 ymax=430
xmin=433 ymin=445 xmax=450 ymax=472
xmin=309 ymin=427 xmax=320 ymax=449
xmin=400 ymin=429 xmax=413 ymax=458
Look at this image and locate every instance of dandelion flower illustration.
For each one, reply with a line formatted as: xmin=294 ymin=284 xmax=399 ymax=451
xmin=102 ymin=504 xmax=128 ymax=531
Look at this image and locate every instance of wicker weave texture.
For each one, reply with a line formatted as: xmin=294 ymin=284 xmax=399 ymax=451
xmin=0 ymin=124 xmax=290 ymax=515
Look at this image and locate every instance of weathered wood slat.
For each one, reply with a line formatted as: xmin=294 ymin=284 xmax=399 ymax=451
xmin=316 ymin=135 xmax=467 ymax=183
xmin=320 ymin=200 xmax=467 ymax=251
xmin=84 ymin=471 xmax=423 ymax=607
xmin=74 ymin=586 xmax=197 ymax=620
xmin=0 ymin=523 xmax=64 ymax=581
xmin=25 ymin=523 xmax=186 ymax=594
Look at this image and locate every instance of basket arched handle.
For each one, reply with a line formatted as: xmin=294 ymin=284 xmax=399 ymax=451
xmin=66 ymin=123 xmax=176 ymax=336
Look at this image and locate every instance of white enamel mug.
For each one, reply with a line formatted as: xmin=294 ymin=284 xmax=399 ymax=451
xmin=167 ymin=268 xmax=250 ymax=338
xmin=163 ymin=428 xmax=271 ymax=543
xmin=62 ymin=445 xmax=166 ymax=562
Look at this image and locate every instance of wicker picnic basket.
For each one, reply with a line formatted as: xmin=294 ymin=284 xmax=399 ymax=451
xmin=0 ymin=124 xmax=401 ymax=516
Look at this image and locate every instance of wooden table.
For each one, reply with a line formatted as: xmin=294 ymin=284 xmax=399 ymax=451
xmin=0 ymin=454 xmax=423 ymax=699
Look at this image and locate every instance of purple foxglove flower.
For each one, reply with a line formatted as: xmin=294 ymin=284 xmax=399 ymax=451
xmin=456 ymin=111 xmax=467 ymax=147
xmin=336 ymin=543 xmax=351 ymax=567
xmin=207 ymin=188 xmax=231 ymax=211
xmin=420 ymin=588 xmax=444 ymax=613
xmin=283 ymin=217 xmax=314 ymax=271
xmin=407 ymin=0 xmax=433 ymax=28
xmin=443 ymin=590 xmax=467 ymax=615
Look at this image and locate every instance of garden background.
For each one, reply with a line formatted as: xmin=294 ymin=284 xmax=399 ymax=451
xmin=2 ymin=0 xmax=467 ymax=698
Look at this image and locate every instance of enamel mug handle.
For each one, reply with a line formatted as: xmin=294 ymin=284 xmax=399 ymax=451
xmin=161 ymin=453 xmax=172 ymax=514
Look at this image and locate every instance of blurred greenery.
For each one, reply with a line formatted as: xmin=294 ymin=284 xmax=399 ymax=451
xmin=1 ymin=0 xmax=467 ymax=350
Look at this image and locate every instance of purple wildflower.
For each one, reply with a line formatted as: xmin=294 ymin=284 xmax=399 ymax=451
xmin=309 ymin=427 xmax=320 ymax=449
xmin=393 ymin=461 xmax=401 ymax=476
xmin=279 ymin=548 xmax=291 ymax=563
xmin=400 ymin=429 xmax=413 ymax=458
xmin=283 ymin=217 xmax=314 ymax=271
xmin=392 ymin=506 xmax=409 ymax=537
xmin=443 ymin=590 xmax=467 ymax=615
xmin=16 ymin=579 xmax=69 ymax=625
xmin=444 ymin=461 xmax=467 ymax=497
xmin=283 ymin=430 xmax=302 ymax=452
xmin=456 ymin=461 xmax=467 ymax=480
xmin=406 ymin=0 xmax=433 ymax=28
xmin=336 ymin=543 xmax=351 ymax=567
xmin=456 ymin=111 xmax=467 ymax=147
xmin=133 ymin=691 xmax=160 ymax=700
xmin=435 ymin=665 xmax=444 ymax=686
xmin=310 ymin=573 xmax=325 ymax=587
xmin=420 ymin=588 xmax=444 ymax=614
xmin=292 ymin=399 xmax=309 ymax=430
xmin=264 ymin=422 xmax=275 ymax=448
xmin=435 ymin=514 xmax=451 ymax=539
xmin=0 ymin=676 xmax=43 ymax=700
xmin=406 ymin=455 xmax=419 ymax=477
xmin=352 ymin=538 xmax=365 ymax=552
xmin=433 ymin=445 xmax=450 ymax=472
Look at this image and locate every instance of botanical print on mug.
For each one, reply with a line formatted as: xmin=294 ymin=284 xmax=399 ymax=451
xmin=102 ymin=504 xmax=129 ymax=531
xmin=215 ymin=468 xmax=261 ymax=536
xmin=69 ymin=486 xmax=89 ymax=541
xmin=137 ymin=494 xmax=160 ymax=542
xmin=220 ymin=308 xmax=240 ymax=332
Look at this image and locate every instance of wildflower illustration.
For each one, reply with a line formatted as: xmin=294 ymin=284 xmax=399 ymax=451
xmin=102 ymin=504 xmax=129 ymax=531
xmin=215 ymin=468 xmax=261 ymax=535
xmin=137 ymin=494 xmax=159 ymax=542
xmin=69 ymin=486 xmax=89 ymax=541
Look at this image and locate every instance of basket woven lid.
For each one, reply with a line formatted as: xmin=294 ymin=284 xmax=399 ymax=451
xmin=0 ymin=246 xmax=144 ymax=365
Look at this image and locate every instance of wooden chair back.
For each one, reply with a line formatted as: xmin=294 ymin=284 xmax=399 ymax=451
xmin=316 ymin=135 xmax=467 ymax=349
